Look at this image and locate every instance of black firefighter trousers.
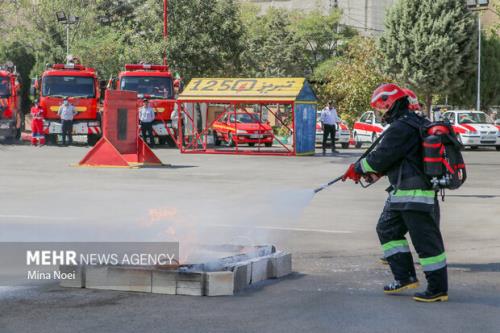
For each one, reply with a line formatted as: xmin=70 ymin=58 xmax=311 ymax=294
xmin=376 ymin=199 xmax=448 ymax=293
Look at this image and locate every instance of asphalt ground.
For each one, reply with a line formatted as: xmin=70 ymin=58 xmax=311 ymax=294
xmin=0 ymin=142 xmax=499 ymax=333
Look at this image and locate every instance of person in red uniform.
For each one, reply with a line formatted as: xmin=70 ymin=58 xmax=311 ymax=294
xmin=30 ymin=99 xmax=45 ymax=146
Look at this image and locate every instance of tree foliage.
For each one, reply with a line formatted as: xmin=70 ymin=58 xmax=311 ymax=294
xmin=449 ymin=31 xmax=500 ymax=109
xmin=379 ymin=0 xmax=476 ymax=113
xmin=239 ymin=5 xmax=356 ymax=77
xmin=313 ymin=37 xmax=392 ymax=125
xmin=240 ymin=6 xmax=303 ymax=77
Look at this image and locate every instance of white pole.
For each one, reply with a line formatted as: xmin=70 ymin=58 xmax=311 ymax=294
xmin=66 ymin=24 xmax=69 ymax=60
xmin=477 ymin=13 xmax=481 ymax=111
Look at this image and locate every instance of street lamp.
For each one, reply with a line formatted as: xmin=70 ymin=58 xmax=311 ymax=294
xmin=55 ymin=11 xmax=80 ymax=60
xmin=467 ymin=0 xmax=489 ymax=111
xmin=163 ymin=0 xmax=168 ymax=66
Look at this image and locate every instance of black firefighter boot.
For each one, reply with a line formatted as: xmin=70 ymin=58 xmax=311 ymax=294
xmin=384 ymin=252 xmax=419 ymax=294
xmin=413 ymin=290 xmax=448 ymax=302
xmin=414 ymin=267 xmax=448 ymax=302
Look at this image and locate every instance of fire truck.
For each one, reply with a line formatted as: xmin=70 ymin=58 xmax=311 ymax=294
xmin=116 ymin=64 xmax=176 ymax=146
xmin=0 ymin=64 xmax=21 ymax=140
xmin=38 ymin=63 xmax=101 ymax=145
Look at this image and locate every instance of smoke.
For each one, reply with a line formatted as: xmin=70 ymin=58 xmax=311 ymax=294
xmin=141 ymin=188 xmax=316 ymax=262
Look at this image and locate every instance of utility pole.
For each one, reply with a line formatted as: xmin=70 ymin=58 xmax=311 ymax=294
xmin=163 ymin=0 xmax=168 ymax=66
xmin=467 ymin=0 xmax=489 ymax=111
xmin=56 ymin=11 xmax=79 ymax=60
xmin=477 ymin=14 xmax=481 ymax=111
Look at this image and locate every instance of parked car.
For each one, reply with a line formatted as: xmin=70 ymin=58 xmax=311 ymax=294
xmin=442 ymin=110 xmax=500 ymax=150
xmin=352 ymin=111 xmax=387 ymax=148
xmin=213 ymin=112 xmax=274 ymax=147
xmin=315 ymin=112 xmax=351 ymax=148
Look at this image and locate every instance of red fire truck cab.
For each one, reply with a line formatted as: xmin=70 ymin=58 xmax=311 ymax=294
xmin=0 ymin=64 xmax=21 ymax=140
xmin=117 ymin=64 xmax=176 ymax=145
xmin=39 ymin=63 xmax=101 ymax=145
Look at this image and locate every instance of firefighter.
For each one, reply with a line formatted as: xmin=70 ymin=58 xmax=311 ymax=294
xmin=30 ymin=99 xmax=45 ymax=146
xmin=342 ymin=83 xmax=448 ymax=303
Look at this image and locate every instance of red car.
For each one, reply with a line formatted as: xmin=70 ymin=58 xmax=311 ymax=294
xmin=213 ymin=112 xmax=274 ymax=147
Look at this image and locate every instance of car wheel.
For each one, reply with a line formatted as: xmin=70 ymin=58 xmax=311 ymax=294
xmin=341 ymin=142 xmax=349 ymax=149
xmin=213 ymin=131 xmax=221 ymax=146
xmin=354 ymin=133 xmax=362 ymax=149
xmin=87 ymin=134 xmax=100 ymax=146
xmin=45 ymin=134 xmax=57 ymax=145
xmin=158 ymin=136 xmax=167 ymax=145
xmin=496 ymin=146 xmax=500 ymax=151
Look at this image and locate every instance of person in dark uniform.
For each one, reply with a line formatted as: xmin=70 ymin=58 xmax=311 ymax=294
xmin=342 ymin=83 xmax=448 ymax=303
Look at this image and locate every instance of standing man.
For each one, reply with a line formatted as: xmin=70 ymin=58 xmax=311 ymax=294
xmin=139 ymin=98 xmax=155 ymax=147
xmin=342 ymin=83 xmax=448 ymax=303
xmin=320 ymin=101 xmax=340 ymax=155
xmin=58 ymin=97 xmax=76 ymax=146
xmin=30 ymin=100 xmax=45 ymax=146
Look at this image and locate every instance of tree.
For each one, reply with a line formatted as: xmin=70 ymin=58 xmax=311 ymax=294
xmin=240 ymin=6 xmax=304 ymax=77
xmin=449 ymin=31 xmax=500 ymax=109
xmin=313 ymin=37 xmax=392 ymax=125
xmin=166 ymin=0 xmax=244 ymax=79
xmin=379 ymin=0 xmax=476 ymax=115
xmin=290 ymin=9 xmax=357 ymax=74
xmin=239 ymin=6 xmax=356 ymax=77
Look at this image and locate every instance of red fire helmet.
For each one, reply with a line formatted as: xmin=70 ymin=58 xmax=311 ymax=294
xmin=403 ymin=88 xmax=421 ymax=111
xmin=370 ymin=83 xmax=407 ymax=113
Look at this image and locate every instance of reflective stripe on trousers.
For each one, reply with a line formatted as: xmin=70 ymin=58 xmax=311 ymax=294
xmin=382 ymin=239 xmax=411 ymax=257
xmin=420 ymin=252 xmax=447 ymax=272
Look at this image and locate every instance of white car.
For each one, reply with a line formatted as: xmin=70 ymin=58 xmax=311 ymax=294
xmin=352 ymin=111 xmax=388 ymax=148
xmin=315 ymin=115 xmax=351 ymax=149
xmin=442 ymin=110 xmax=500 ymax=150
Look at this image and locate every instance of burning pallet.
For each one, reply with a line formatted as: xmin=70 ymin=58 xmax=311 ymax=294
xmin=60 ymin=245 xmax=292 ymax=296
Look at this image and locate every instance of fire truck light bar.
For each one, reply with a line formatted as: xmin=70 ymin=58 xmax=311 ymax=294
xmin=51 ymin=64 xmax=86 ymax=70
xmin=125 ymin=64 xmax=169 ymax=71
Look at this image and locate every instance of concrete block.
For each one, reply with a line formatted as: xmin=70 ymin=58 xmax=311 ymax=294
xmin=59 ymin=265 xmax=85 ymax=288
xmin=250 ymin=257 xmax=270 ymax=284
xmin=152 ymin=271 xmax=177 ymax=295
xmin=176 ymin=273 xmax=205 ymax=296
xmin=232 ymin=264 xmax=251 ymax=293
xmin=176 ymin=287 xmax=204 ymax=296
xmin=86 ymin=266 xmax=152 ymax=293
xmin=176 ymin=272 xmax=204 ymax=282
xmin=85 ymin=266 xmax=109 ymax=290
xmin=270 ymin=253 xmax=292 ymax=278
xmin=205 ymin=271 xmax=234 ymax=296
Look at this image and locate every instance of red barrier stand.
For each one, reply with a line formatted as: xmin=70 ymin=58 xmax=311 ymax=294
xmin=79 ymin=90 xmax=162 ymax=167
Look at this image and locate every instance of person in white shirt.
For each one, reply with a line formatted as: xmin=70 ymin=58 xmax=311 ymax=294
xmin=57 ymin=97 xmax=77 ymax=146
xmin=139 ymin=98 xmax=156 ymax=146
xmin=320 ymin=101 xmax=340 ymax=155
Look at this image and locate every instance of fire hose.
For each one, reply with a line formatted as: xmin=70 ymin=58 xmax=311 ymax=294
xmin=314 ymin=132 xmax=387 ymax=194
